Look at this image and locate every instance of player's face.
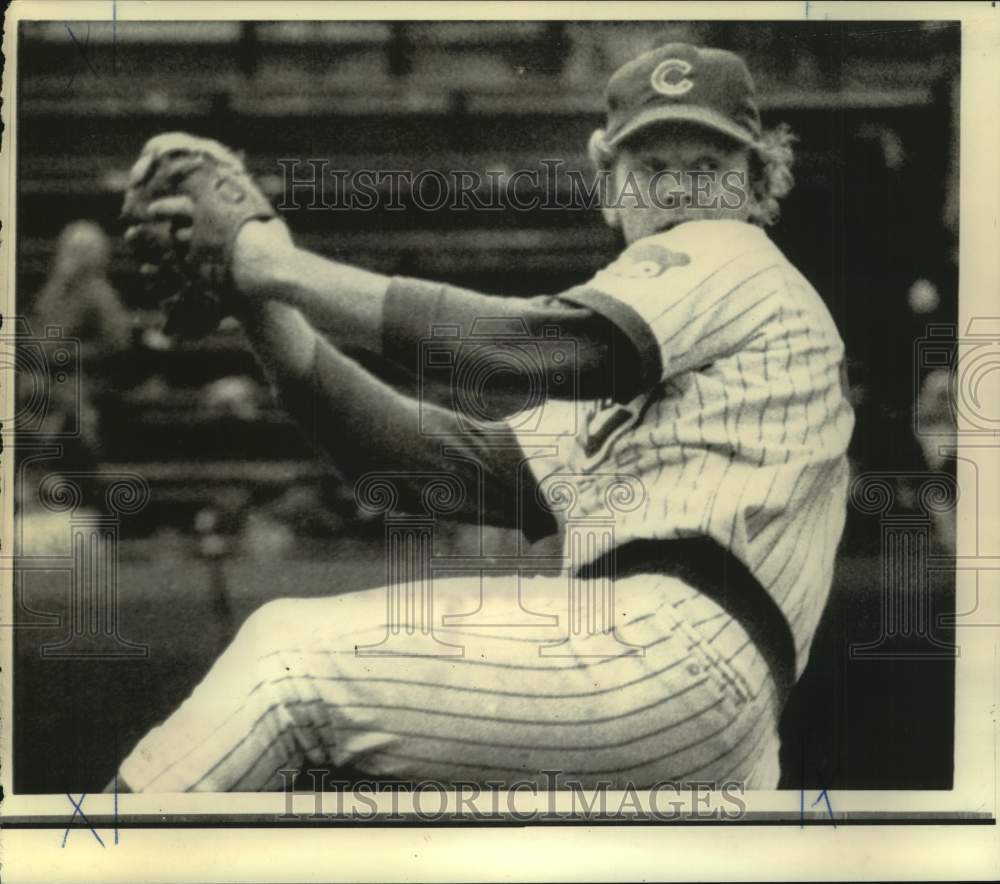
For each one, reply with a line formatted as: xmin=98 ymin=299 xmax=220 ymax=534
xmin=605 ymin=125 xmax=752 ymax=243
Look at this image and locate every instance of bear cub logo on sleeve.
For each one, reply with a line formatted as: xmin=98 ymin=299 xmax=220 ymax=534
xmin=605 ymin=243 xmax=691 ymax=280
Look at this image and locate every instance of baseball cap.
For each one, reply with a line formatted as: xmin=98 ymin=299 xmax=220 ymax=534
xmin=604 ymin=43 xmax=762 ymax=149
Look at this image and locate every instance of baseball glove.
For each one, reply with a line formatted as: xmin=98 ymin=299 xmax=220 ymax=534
xmin=121 ymin=132 xmax=279 ymax=338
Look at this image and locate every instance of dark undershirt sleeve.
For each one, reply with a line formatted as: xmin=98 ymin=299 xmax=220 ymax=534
xmin=382 ymin=276 xmax=661 ymax=404
xmin=278 ymin=334 xmax=558 ymax=542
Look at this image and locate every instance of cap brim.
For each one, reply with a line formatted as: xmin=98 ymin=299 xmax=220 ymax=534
xmin=607 ymin=104 xmax=757 ymax=149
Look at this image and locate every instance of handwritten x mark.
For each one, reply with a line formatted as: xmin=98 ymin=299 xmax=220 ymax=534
xmin=62 ymin=793 xmax=105 ymax=848
xmin=64 ymin=23 xmax=98 ymax=87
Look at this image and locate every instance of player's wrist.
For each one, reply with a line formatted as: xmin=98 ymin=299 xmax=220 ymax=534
xmin=231 ymin=218 xmax=297 ymax=301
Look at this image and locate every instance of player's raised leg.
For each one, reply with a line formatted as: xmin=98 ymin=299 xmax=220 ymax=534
xmin=115 ymin=571 xmax=779 ymax=793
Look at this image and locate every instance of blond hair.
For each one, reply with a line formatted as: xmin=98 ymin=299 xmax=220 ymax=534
xmin=746 ymin=123 xmax=797 ymax=227
xmin=588 ymin=123 xmax=798 ymax=227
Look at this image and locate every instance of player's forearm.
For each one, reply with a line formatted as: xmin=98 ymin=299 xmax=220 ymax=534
xmin=233 ymin=223 xmax=388 ymax=353
xmin=241 ymin=300 xmax=555 ymax=537
xmin=240 ymin=298 xmax=318 ymax=384
xmin=240 ymin=299 xmax=420 ymax=485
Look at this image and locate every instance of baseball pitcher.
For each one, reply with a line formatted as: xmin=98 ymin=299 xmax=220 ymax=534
xmin=112 ymin=43 xmax=854 ymax=792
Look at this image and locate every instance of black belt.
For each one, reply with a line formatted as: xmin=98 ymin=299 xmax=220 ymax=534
xmin=577 ymin=537 xmax=796 ymax=710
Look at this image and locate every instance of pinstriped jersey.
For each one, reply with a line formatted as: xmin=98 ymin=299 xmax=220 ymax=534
xmin=514 ymin=219 xmax=855 ymax=671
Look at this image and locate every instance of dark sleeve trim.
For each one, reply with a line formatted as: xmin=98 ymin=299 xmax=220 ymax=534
xmin=558 ymin=286 xmax=663 ymax=389
xmin=383 ymin=275 xmax=655 ymax=403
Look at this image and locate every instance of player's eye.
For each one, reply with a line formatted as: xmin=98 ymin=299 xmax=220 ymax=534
xmin=691 ymin=156 xmax=721 ymax=173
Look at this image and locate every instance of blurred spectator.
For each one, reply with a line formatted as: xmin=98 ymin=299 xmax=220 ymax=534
xmin=901 ymin=368 xmax=957 ymax=555
xmin=239 ymin=484 xmax=351 ymax=561
xmin=913 ymin=369 xmax=957 ymax=554
xmin=33 ymin=221 xmax=132 ymax=362
xmin=914 ymin=370 xmax=955 ymax=471
xmin=28 ymin=221 xmax=133 ymax=469
xmin=908 ymin=69 xmax=959 ymax=555
xmin=200 ymin=375 xmax=262 ymax=422
xmin=12 ymin=465 xmax=91 ymax=556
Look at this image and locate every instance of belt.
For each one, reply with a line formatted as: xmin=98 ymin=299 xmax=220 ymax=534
xmin=576 ymin=537 xmax=797 ymax=711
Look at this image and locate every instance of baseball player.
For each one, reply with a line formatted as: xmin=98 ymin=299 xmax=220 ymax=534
xmin=112 ymin=43 xmax=853 ymax=793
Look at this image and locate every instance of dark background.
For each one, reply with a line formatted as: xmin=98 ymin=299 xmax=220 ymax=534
xmin=11 ymin=20 xmax=960 ymax=793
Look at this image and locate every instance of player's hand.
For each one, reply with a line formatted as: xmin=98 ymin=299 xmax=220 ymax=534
xmin=121 ymin=132 xmax=288 ymax=338
xmin=129 ymin=208 xmax=294 ymax=301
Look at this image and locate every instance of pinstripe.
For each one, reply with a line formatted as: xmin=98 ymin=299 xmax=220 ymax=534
xmin=658 ymin=267 xmax=781 ymax=351
xmin=646 ymin=251 xmax=751 ymax=324
xmin=213 ymin=677 xmax=727 ymax=791
xmin=157 ymin=650 xmax=708 ymax=792
xmin=349 ymin=706 xmax=752 ymax=779
xmin=705 ymin=704 xmax=776 ymax=784
xmin=746 ymin=456 xmax=824 ymax=546
xmin=686 ymin=289 xmax=780 ymax=353
xmin=744 ymin=306 xmax=796 ymax=526
xmin=223 ymin=636 xmax=759 ymax=785
xmin=243 ymin=698 xmax=740 ymax=796
xmin=259 ymin=620 xmax=685 ymax=671
xmin=723 ymin=635 xmax=753 ymax=660
xmin=257 ymin=669 xmax=715 ymax=731
xmin=699 ymin=365 xmax=737 ymax=527
xmin=677 ymin=685 xmax=775 ymax=781
xmin=693 ymin=637 xmax=754 ymax=701
xmin=707 ymin=617 xmax=735 ymax=646
xmin=694 ymin=366 xmax=705 ymax=441
xmin=720 ymin=354 xmax=756 ymax=548
xmin=780 ymin=475 xmax=845 ymax=623
xmin=772 ymin=480 xmax=835 ymax=586
xmin=755 ymin=336 xmax=774 ymax=466
xmin=754 ymin=459 xmax=840 ymax=575
xmin=225 ymin=684 xmax=730 ymax=791
xmin=134 ymin=622 xmax=703 ymax=790
xmin=770 ymin=487 xmax=836 ymax=602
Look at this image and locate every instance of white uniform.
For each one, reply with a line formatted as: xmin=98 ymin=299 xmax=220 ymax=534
xmin=120 ymin=219 xmax=852 ymax=792
xmin=525 ymin=219 xmax=855 ymax=672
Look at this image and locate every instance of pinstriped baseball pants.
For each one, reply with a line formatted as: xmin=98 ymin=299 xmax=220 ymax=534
xmin=119 ymin=570 xmax=782 ymax=792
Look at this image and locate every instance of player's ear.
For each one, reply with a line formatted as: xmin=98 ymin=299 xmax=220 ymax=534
xmin=588 ymin=129 xmax=621 ymax=230
xmin=587 ymin=128 xmax=613 ymax=170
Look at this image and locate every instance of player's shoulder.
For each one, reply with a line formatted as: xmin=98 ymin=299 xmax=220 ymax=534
xmin=607 ymin=220 xmax=783 ymax=284
xmin=655 ymin=219 xmax=785 ymax=272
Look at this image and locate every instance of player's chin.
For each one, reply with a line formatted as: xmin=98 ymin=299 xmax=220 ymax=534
xmin=650 ymin=207 xmax=740 ymax=236
xmin=625 ymin=210 xmax=693 ymax=242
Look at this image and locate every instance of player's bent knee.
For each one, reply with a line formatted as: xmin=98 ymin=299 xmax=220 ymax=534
xmin=235 ymin=598 xmax=302 ymax=646
xmin=219 ymin=598 xmax=314 ymax=687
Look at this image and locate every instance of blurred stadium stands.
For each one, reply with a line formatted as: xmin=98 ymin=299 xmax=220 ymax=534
xmin=13 ymin=20 xmax=960 ymax=792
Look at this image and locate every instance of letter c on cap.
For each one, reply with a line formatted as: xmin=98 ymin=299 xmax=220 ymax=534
xmin=650 ymin=58 xmax=693 ymax=96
